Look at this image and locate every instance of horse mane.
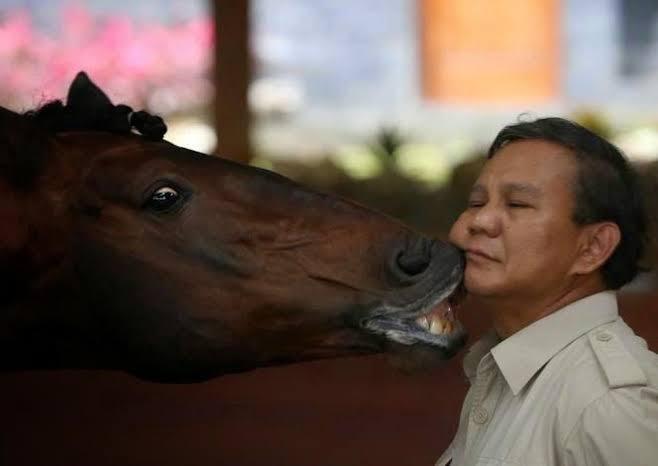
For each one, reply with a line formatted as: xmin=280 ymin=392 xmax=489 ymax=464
xmin=25 ymin=100 xmax=167 ymax=141
xmin=0 ymin=72 xmax=167 ymax=189
xmin=25 ymin=70 xmax=167 ymax=140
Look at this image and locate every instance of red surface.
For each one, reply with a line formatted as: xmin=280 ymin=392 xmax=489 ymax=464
xmin=0 ymin=293 xmax=655 ymax=466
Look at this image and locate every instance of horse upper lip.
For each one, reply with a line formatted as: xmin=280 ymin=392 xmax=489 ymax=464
xmin=361 ymin=276 xmax=466 ymax=348
xmin=448 ymin=281 xmax=466 ymax=307
xmin=370 ymin=270 xmax=463 ymax=321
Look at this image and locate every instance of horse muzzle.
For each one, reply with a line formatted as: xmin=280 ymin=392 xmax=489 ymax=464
xmin=362 ymin=239 xmax=467 ymax=357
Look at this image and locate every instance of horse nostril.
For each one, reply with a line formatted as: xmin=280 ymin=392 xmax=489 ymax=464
xmin=396 ymin=251 xmax=431 ymax=276
xmin=392 ymin=238 xmax=463 ymax=285
xmin=395 ymin=245 xmax=432 ymax=278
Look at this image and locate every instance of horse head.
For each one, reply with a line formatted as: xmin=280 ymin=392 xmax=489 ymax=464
xmin=0 ymin=72 xmax=465 ymax=382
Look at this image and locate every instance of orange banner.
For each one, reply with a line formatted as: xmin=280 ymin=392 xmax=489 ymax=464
xmin=420 ymin=0 xmax=559 ymax=104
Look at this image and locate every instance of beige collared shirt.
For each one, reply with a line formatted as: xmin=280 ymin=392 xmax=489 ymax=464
xmin=436 ymin=291 xmax=658 ymax=466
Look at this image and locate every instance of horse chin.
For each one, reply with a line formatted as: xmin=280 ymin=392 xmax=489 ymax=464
xmin=377 ymin=302 xmax=468 ymax=374
xmin=125 ymin=361 xmax=250 ymax=383
xmin=369 ymin=319 xmax=468 ymax=374
xmin=383 ymin=338 xmax=467 ymax=374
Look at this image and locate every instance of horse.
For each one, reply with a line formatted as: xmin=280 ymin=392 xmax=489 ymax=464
xmin=0 ymin=72 xmax=465 ymax=383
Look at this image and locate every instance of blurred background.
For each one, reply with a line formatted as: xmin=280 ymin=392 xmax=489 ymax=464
xmin=0 ymin=1 xmax=656 ymax=465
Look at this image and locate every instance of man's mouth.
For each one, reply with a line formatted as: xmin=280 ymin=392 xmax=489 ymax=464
xmin=466 ymin=248 xmax=499 ymax=262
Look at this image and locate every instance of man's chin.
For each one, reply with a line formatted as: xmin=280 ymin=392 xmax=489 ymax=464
xmin=463 ymin=276 xmax=501 ymax=298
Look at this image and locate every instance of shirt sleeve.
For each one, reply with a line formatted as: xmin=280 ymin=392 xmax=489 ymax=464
xmin=563 ymin=386 xmax=658 ymax=466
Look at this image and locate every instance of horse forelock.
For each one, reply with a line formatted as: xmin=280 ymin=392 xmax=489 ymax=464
xmin=26 ymin=99 xmax=166 ymax=141
xmin=0 ymin=100 xmax=166 ymax=189
xmin=0 ymin=70 xmax=169 ymax=192
xmin=25 ymin=72 xmax=166 ymax=140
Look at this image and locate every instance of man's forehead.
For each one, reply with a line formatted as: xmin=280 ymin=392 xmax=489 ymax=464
xmin=478 ymin=141 xmax=576 ymax=185
xmin=489 ymin=140 xmax=575 ymax=168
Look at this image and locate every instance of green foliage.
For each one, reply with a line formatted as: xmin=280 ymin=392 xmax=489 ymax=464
xmin=263 ymin=147 xmax=486 ymax=239
xmin=571 ymin=109 xmax=614 ymax=139
xmin=256 ymin=116 xmax=658 ymax=271
xmin=368 ymin=126 xmax=405 ymax=169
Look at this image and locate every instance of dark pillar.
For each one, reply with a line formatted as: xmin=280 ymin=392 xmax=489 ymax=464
xmin=212 ymin=0 xmax=251 ymax=163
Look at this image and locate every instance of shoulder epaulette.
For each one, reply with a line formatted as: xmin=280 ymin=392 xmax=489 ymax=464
xmin=588 ymin=331 xmax=647 ymax=388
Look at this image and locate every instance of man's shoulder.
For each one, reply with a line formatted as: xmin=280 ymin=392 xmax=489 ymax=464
xmin=548 ymin=318 xmax=658 ymax=443
xmin=556 ymin=318 xmax=657 ymax=393
xmin=563 ymin=324 xmax=658 ymax=461
xmin=586 ymin=319 xmax=657 ymax=389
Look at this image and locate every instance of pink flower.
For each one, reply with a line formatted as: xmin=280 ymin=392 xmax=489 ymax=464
xmin=0 ymin=3 xmax=215 ymax=112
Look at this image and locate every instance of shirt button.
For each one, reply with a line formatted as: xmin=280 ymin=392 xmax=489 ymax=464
xmin=596 ymin=332 xmax=613 ymax=342
xmin=471 ymin=406 xmax=490 ymax=424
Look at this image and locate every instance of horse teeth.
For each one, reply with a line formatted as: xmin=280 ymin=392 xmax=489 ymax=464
xmin=444 ymin=321 xmax=453 ymax=334
xmin=430 ymin=318 xmax=444 ymax=335
xmin=415 ymin=316 xmax=430 ymax=330
xmin=416 ymin=315 xmax=449 ymax=335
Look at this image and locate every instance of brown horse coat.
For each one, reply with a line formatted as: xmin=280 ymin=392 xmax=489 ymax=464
xmin=0 ymin=73 xmax=465 ymax=382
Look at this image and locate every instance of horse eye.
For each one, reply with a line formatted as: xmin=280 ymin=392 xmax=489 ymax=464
xmin=145 ymin=186 xmax=181 ymax=212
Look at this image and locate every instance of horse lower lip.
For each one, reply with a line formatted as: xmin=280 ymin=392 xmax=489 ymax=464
xmin=361 ymin=274 xmax=466 ymax=346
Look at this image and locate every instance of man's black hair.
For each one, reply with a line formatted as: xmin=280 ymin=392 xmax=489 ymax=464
xmin=488 ymin=117 xmax=648 ymax=290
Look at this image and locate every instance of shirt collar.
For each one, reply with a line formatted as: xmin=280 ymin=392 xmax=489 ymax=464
xmin=464 ymin=291 xmax=619 ymax=395
xmin=463 ymin=329 xmax=500 ymax=381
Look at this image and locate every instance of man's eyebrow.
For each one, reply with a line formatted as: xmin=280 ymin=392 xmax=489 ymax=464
xmin=501 ymin=182 xmax=542 ymax=197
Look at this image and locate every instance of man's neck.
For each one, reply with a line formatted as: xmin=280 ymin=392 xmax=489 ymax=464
xmin=477 ymin=279 xmax=608 ymax=338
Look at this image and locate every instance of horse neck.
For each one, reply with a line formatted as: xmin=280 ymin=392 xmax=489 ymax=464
xmin=0 ymin=256 xmax=105 ymax=371
xmin=0 ymin=124 xmax=114 ymax=370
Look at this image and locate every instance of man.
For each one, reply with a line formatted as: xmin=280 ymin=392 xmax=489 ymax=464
xmin=437 ymin=117 xmax=658 ymax=466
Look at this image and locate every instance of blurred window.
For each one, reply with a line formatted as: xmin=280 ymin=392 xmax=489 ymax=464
xmin=620 ymin=0 xmax=658 ymax=76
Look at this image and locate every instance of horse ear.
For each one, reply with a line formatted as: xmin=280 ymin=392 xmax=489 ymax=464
xmin=66 ymin=71 xmax=115 ymax=114
xmin=0 ymin=106 xmax=25 ymax=135
xmin=0 ymin=105 xmax=48 ymax=189
xmin=0 ymin=107 xmax=32 ymax=271
xmin=0 ymin=106 xmax=22 ymax=178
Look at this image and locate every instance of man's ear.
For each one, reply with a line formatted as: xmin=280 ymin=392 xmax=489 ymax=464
xmin=573 ymin=222 xmax=621 ymax=275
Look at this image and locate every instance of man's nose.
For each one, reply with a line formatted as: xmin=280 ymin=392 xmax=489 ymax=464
xmin=468 ymin=204 xmax=502 ymax=237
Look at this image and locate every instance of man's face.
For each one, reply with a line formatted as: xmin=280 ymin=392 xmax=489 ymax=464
xmin=449 ymin=139 xmax=588 ymax=299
